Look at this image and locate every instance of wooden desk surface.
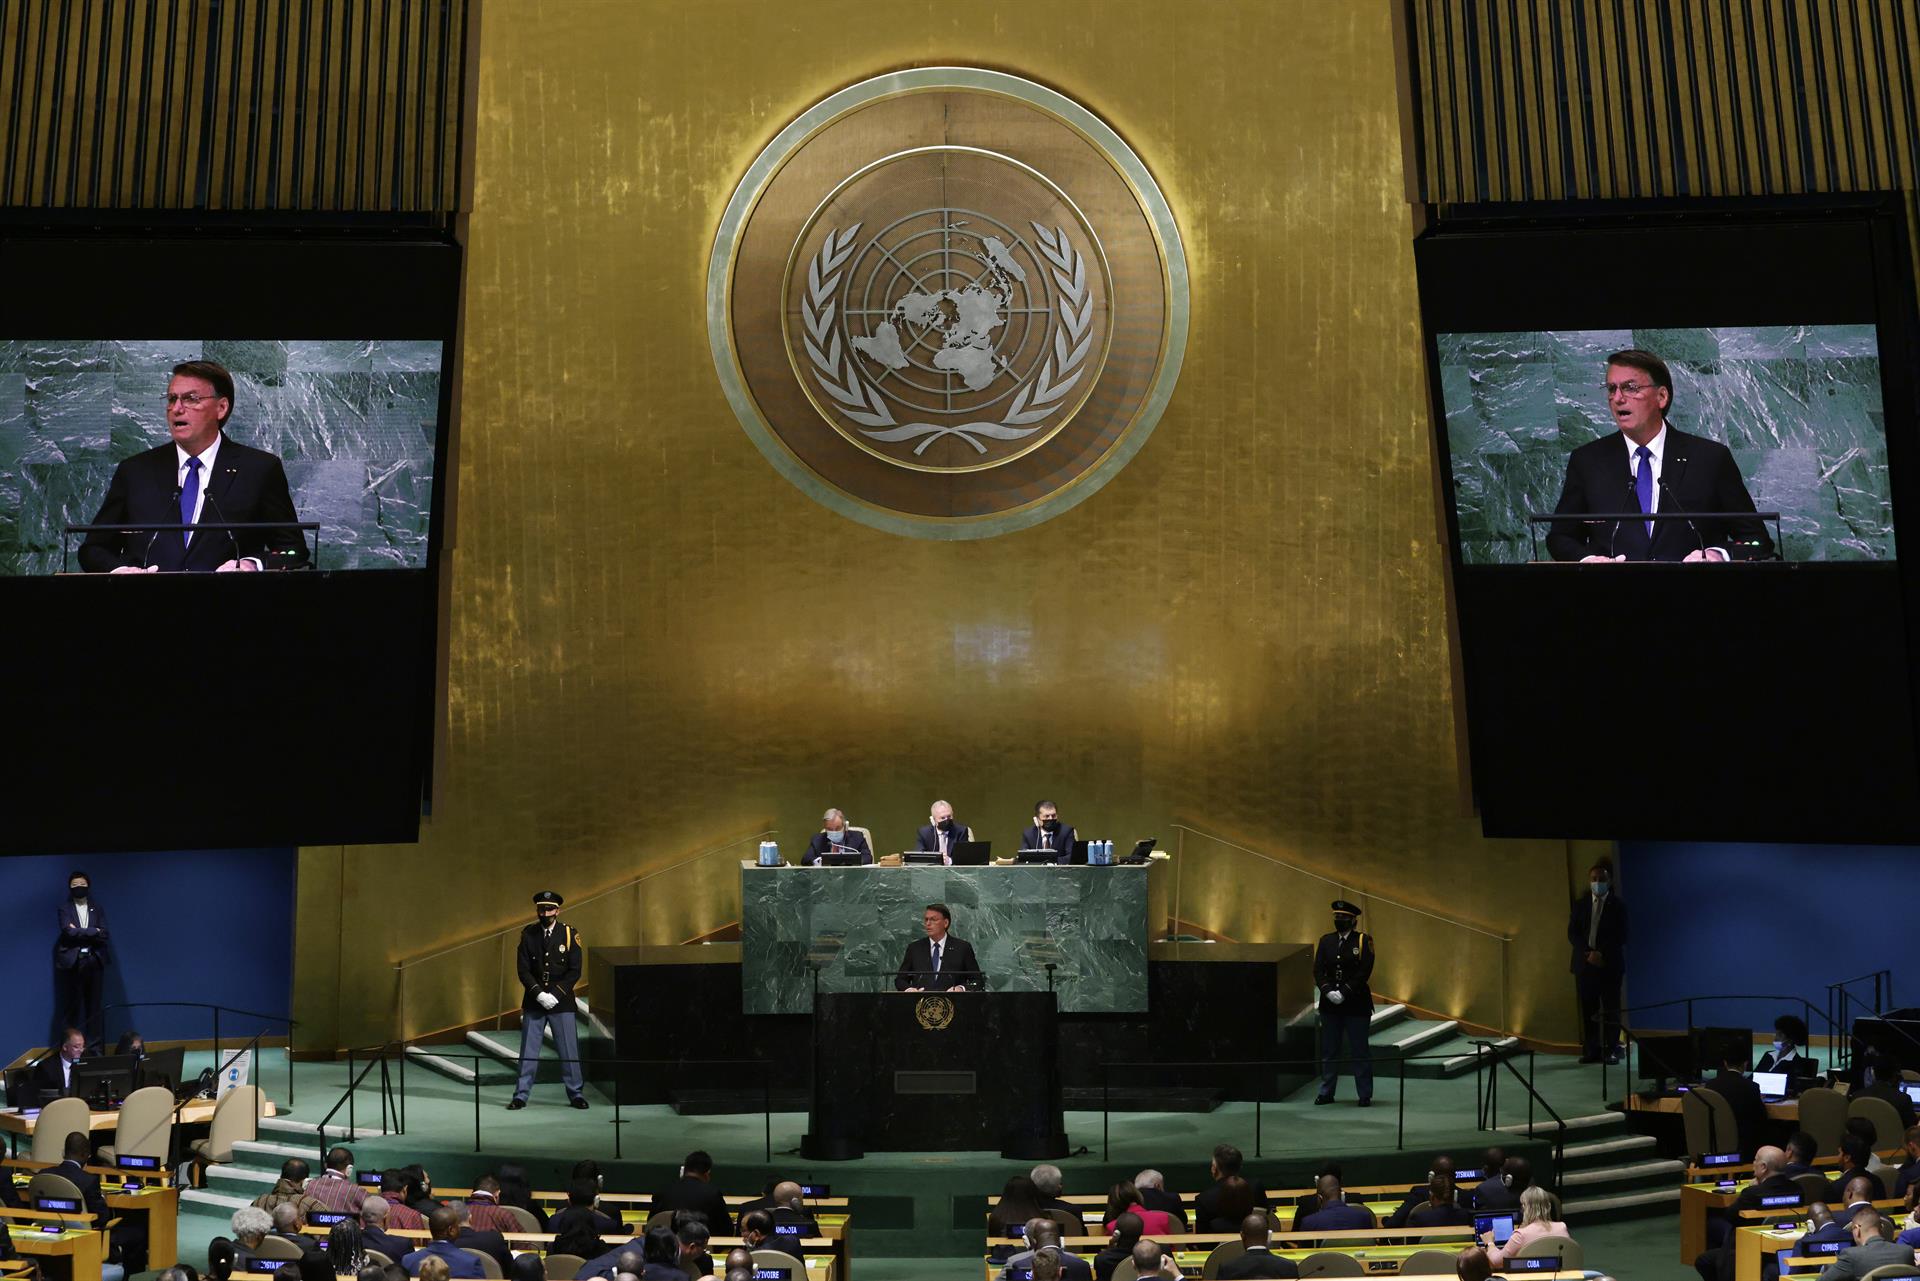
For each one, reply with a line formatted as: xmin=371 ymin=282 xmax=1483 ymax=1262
xmin=1627 ymin=1094 xmax=1803 ymax=1120
xmin=0 ymin=1095 xmax=275 ymax=1135
xmin=12 ymin=1223 xmax=104 ymax=1281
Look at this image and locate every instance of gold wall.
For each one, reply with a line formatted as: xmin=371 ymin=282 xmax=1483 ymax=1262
xmin=293 ymin=0 xmax=1585 ymax=1052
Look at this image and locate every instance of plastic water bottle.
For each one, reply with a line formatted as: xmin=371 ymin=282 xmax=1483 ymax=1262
xmin=758 ymin=841 xmax=777 ymax=866
xmin=1090 ymin=839 xmax=1107 ymax=865
xmin=1104 ymin=839 xmax=1115 ymax=863
xmin=768 ymin=840 xmax=781 ymax=865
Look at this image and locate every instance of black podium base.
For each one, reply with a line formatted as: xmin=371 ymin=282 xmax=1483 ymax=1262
xmin=800 ymin=1132 xmax=865 ymax=1161
xmin=1000 ymin=1130 xmax=1070 ymax=1160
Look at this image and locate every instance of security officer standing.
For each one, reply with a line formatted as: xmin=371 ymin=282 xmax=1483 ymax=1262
xmin=507 ymin=891 xmax=588 ymax=1111
xmin=1313 ymin=900 xmax=1374 ymax=1107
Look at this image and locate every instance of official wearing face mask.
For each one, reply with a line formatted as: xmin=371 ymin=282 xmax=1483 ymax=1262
xmin=1313 ymin=901 xmax=1375 ymax=1107
xmin=1568 ymin=861 xmax=1628 ymax=1064
xmin=916 ymin=801 xmax=969 ymax=863
xmin=54 ymin=872 xmax=112 ymax=1047
xmin=1754 ymin=1015 xmax=1815 ymax=1078
xmin=1020 ymin=801 xmax=1078 ymax=865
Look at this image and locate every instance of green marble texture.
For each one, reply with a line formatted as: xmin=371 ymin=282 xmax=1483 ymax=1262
xmin=0 ymin=338 xmax=442 ymax=574
xmin=1439 ymin=326 xmax=1893 ymax=563
xmin=739 ymin=863 xmax=1149 ymax=1014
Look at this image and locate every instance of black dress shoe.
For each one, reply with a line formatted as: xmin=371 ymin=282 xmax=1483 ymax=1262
xmin=1357 ymin=1098 xmax=1373 ymax=1108
xmin=506 ymin=1098 xmax=526 ymax=1110
xmin=1313 ymin=1095 xmax=1335 ymax=1105
xmin=1577 ymin=1053 xmax=1601 ymax=1064
xmin=569 ymin=1096 xmax=590 ymax=1109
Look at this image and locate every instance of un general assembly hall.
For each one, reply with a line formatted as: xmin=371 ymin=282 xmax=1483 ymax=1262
xmin=2 ymin=3 xmax=1920 ymax=1280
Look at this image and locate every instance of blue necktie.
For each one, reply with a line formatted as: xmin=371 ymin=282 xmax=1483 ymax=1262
xmin=931 ymin=942 xmax=942 ymax=974
xmin=180 ymin=455 xmax=202 ymax=549
xmin=1634 ymin=445 xmax=1653 ymax=539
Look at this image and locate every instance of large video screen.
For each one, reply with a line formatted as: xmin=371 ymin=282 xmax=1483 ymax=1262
xmin=4 ymin=338 xmax=442 ymax=575
xmin=1440 ymin=325 xmax=1891 ymax=564
xmin=1416 ymin=196 xmax=1920 ymax=843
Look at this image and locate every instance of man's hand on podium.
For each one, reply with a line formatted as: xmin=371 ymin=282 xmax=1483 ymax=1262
xmin=109 ymin=565 xmax=159 ymax=574
xmin=902 ymin=986 xmax=922 ymax=993
xmin=215 ymin=559 xmax=261 ymax=572
xmin=1579 ymin=554 xmax=1627 ymax=563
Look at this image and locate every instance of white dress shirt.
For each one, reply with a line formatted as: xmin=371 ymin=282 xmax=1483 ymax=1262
xmin=75 ymin=901 xmax=90 ymax=929
xmin=1624 ymin=424 xmax=1727 ymax=559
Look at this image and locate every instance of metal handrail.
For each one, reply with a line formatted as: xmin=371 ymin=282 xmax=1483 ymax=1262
xmin=318 ymin=1042 xmax=404 ymax=1152
xmin=1831 ymin=982 xmax=1920 ymax=1075
xmin=1474 ymin=1040 xmax=1568 ymax=1181
xmin=1168 ymin=824 xmax=1513 ymax=941
xmin=391 ymin=829 xmax=778 ymax=971
xmin=100 ymin=1000 xmax=297 ymax=1107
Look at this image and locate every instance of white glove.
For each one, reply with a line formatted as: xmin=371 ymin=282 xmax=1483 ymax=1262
xmin=536 ymin=992 xmax=559 ymax=1011
xmin=1327 ymin=989 xmax=1345 ymax=1005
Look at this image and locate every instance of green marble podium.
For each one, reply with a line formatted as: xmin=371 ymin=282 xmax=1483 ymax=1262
xmin=739 ymin=863 xmax=1150 ymax=1015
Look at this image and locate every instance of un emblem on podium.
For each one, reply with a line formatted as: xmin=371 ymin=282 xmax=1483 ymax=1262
xmin=915 ymin=995 xmax=956 ymax=1030
xmin=709 ymin=68 xmax=1188 ymax=538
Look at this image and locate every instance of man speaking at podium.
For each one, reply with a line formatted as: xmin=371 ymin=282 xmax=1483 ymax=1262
xmin=1546 ymin=349 xmax=1772 ymax=563
xmin=79 ymin=360 xmax=309 ymax=573
xmin=895 ymin=903 xmax=983 ymax=993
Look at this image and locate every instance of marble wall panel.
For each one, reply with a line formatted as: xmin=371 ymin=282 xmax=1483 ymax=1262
xmin=0 ymin=338 xmax=442 ymax=573
xmin=1441 ymin=326 xmax=1896 ymax=563
xmin=740 ymin=864 xmax=1149 ymax=1015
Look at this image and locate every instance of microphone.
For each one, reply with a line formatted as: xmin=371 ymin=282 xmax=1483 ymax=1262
xmin=198 ymin=484 xmax=246 ymax=569
xmin=1656 ymin=471 xmax=1706 ymax=559
xmin=142 ymin=486 xmax=183 ymax=570
xmin=1607 ymin=474 xmax=1637 ymax=559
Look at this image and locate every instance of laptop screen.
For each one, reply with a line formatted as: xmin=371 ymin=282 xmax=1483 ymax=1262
xmin=1474 ymin=1214 xmax=1516 ymax=1246
xmin=1752 ymin=1071 xmax=1789 ymax=1096
xmin=1903 ymin=1082 xmax=1920 ymax=1106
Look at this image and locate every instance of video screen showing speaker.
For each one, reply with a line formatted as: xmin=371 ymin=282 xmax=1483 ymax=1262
xmin=1437 ymin=324 xmax=1890 ymax=564
xmin=3 ymin=338 xmax=443 ymax=575
xmin=0 ymin=222 xmax=460 ymax=853
xmin=1415 ymin=196 xmax=1920 ymax=843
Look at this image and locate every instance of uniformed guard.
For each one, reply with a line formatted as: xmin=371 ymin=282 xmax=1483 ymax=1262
xmin=1313 ymin=899 xmax=1375 ymax=1107
xmin=507 ymin=890 xmax=587 ymax=1110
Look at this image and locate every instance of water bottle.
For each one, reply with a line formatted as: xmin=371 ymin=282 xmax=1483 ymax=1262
xmin=758 ymin=841 xmax=778 ymax=867
xmin=1091 ymin=839 xmax=1108 ymax=865
xmin=768 ymin=840 xmax=781 ymax=865
xmin=1104 ymin=839 xmax=1115 ymax=863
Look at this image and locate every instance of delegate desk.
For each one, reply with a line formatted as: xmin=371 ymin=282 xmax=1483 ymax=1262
xmin=0 ymin=1095 xmax=275 ymax=1154
xmin=983 ymin=1230 xmax=1501 ymax=1281
xmin=11 ymin=1222 xmax=103 ymax=1281
xmin=7 ymin=1159 xmax=181 ymax=1270
xmin=1731 ymin=1201 xmax=1907 ymax=1281
xmin=284 ymin=1233 xmax=841 ymax=1281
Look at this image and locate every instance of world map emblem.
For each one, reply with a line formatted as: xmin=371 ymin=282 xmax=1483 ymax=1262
xmin=709 ymin=68 xmax=1188 ymax=538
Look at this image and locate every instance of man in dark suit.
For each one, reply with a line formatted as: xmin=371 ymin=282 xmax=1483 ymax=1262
xmin=1020 ymin=801 xmax=1078 ymax=864
xmin=400 ymin=1208 xmax=486 ymax=1279
xmin=1406 ymin=1175 xmax=1475 ymax=1228
xmin=916 ymin=801 xmax=969 ymax=861
xmin=1823 ymin=1136 xmax=1885 ymax=1203
xmin=647 ymin=1150 xmax=733 ymax=1234
xmin=29 ymin=1028 xmax=89 ymax=1099
xmin=1313 ymin=901 xmax=1374 ymax=1106
xmin=1217 ymin=1214 xmax=1300 ymax=1279
xmin=895 ymin=902 xmax=983 ymax=992
xmin=1704 ymin=1054 xmax=1769 ymax=1158
xmin=1568 ymin=861 xmax=1628 ymax=1064
xmin=1694 ymin=1145 xmax=1800 ymax=1277
xmin=997 ymin=1220 xmax=1093 ymax=1281
xmin=53 ymin=872 xmax=112 ymax=1047
xmin=358 ymin=1197 xmax=415 ymax=1263
xmin=1387 ymin=1156 xmax=1462 ymax=1227
xmin=1546 ymin=348 xmax=1772 ymax=563
xmin=53 ymin=1130 xmax=147 ymax=1272
xmin=451 ymin=1201 xmax=512 ymax=1273
xmin=1809 ymin=1207 xmax=1916 ymax=1280
xmin=1194 ymin=1147 xmax=1269 ymax=1228
xmin=1294 ymin=1175 xmax=1374 ymax=1232
xmin=1852 ymin=1054 xmax=1918 ymax=1130
xmin=803 ymin=810 xmax=873 ymax=865
xmin=79 ymin=359 xmax=309 ymax=573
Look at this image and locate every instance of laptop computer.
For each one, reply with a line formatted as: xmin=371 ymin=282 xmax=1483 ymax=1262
xmin=1751 ymin=1070 xmax=1789 ymax=1101
xmin=951 ymin=841 xmax=990 ymax=865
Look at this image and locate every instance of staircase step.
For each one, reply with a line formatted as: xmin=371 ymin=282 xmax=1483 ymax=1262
xmin=1498 ymin=1112 xmax=1624 ymax=1136
xmin=181 ymin=1187 xmax=255 ymax=1214
xmin=1560 ymin=1134 xmax=1658 ymax=1165
xmin=1380 ymin=1020 xmax=1460 ymax=1057
xmin=467 ymin=1030 xmax=536 ymax=1066
xmin=1559 ymin=1158 xmax=1688 ymax=1188
xmin=1404 ymin=1035 xmax=1520 ymax=1080
xmin=259 ymin=1115 xmax=383 ymax=1142
xmin=1560 ymin=1186 xmax=1682 ymax=1221
xmin=230 ymin=1139 xmax=323 ymax=1164
xmin=206 ymin=1163 xmax=278 ymax=1188
xmin=1370 ymin=1004 xmax=1409 ymax=1032
xmin=405 ymin=1044 xmax=482 ymax=1084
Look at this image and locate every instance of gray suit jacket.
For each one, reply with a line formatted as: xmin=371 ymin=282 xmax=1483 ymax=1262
xmin=1816 ymin=1237 xmax=1918 ymax=1281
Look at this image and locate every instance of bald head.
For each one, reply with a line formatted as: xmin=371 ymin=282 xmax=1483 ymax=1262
xmin=772 ymin=1181 xmax=803 ymax=1209
xmin=1316 ymin=1173 xmax=1344 ymax=1203
xmin=1842 ymin=1175 xmax=1877 ymax=1205
xmin=1753 ymin=1145 xmax=1786 ymax=1179
xmin=1025 ymin=1217 xmax=1061 ymax=1249
xmin=1131 ymin=1240 xmax=1166 ymax=1277
xmin=1239 ymin=1213 xmax=1270 ymax=1245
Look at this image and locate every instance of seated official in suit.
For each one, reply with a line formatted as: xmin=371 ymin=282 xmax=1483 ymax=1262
xmin=1852 ymin=1053 xmax=1918 ymax=1130
xmin=358 ymin=1198 xmax=415 ymax=1264
xmin=29 ymin=1027 xmax=89 ymax=1098
xmin=1020 ymin=800 xmax=1078 ymax=863
xmin=1093 ymin=1213 xmax=1144 ymax=1281
xmin=1406 ymin=1174 xmax=1475 ymax=1228
xmin=55 ymin=1130 xmax=147 ymax=1272
xmin=1824 ymin=1135 xmax=1886 ymax=1203
xmin=1755 ymin=1015 xmax=1818 ymax=1077
xmin=1703 ymin=1051 xmax=1769 ymax=1157
xmin=997 ymin=1219 xmax=1093 ymax=1281
xmin=1546 ymin=348 xmax=1773 ymax=563
xmin=1294 ymin=1174 xmax=1374 ymax=1231
xmin=79 ymin=360 xmax=310 ymax=573
xmin=1131 ymin=1169 xmax=1188 ymax=1230
xmin=894 ymin=902 xmax=982 ymax=992
xmin=1811 ymin=1206 xmax=1915 ymax=1281
xmin=648 ymin=1150 xmax=733 ymax=1234
xmin=1030 ymin=1164 xmax=1081 ymax=1220
xmin=803 ymin=809 xmax=873 ymax=865
xmin=1218 ymin=1213 xmax=1300 ymax=1279
xmin=1695 ymin=1146 xmax=1799 ymax=1278
xmin=917 ymin=800 xmax=969 ymax=862
xmin=1387 ymin=1155 xmax=1460 ymax=1227
xmin=1196 ymin=1146 xmax=1270 ymax=1226
xmin=400 ymin=1208 xmax=485 ymax=1279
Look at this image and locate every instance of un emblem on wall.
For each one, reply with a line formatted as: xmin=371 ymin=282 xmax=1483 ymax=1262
xmin=915 ymin=995 xmax=956 ymax=1030
xmin=709 ymin=68 xmax=1188 ymax=538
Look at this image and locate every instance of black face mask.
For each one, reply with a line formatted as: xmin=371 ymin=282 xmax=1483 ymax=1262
xmin=70 ymin=886 xmax=88 ymax=901
xmin=1042 ymin=819 xmax=1059 ymax=832
xmin=936 ymin=819 xmax=953 ymax=832
xmin=1333 ymin=916 xmax=1355 ymax=932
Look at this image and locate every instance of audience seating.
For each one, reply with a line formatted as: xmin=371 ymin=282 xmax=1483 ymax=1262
xmin=1797 ymin=1087 xmax=1849 ymax=1154
xmin=1199 ymin=1240 xmax=1244 ymax=1277
xmin=1398 ymin=1249 xmax=1457 ymax=1274
xmin=1296 ymin=1251 xmax=1365 ymax=1277
xmin=96 ymin=1085 xmax=175 ymax=1166
xmin=541 ymin=1254 xmax=584 ymax=1277
xmin=1850 ymin=1096 xmax=1905 ymax=1147
xmin=29 ymin=1098 xmax=90 ymax=1164
xmin=189 ymin=1085 xmax=265 ymax=1167
xmin=251 ymin=1236 xmax=306 ymax=1262
xmin=461 ymin=1247 xmax=504 ymax=1278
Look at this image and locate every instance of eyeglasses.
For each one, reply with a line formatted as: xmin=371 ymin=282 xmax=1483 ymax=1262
xmin=164 ymin=392 xmax=223 ymax=407
xmin=1603 ymin=381 xmax=1657 ymax=399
